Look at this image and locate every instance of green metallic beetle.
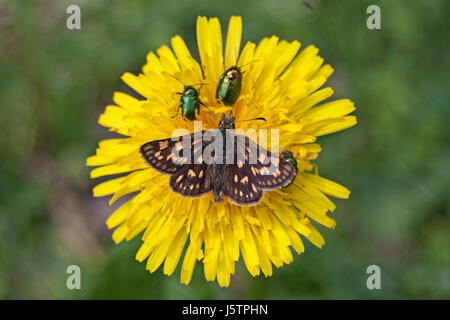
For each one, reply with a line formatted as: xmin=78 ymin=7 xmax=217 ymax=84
xmin=176 ymin=85 xmax=204 ymax=121
xmin=281 ymin=151 xmax=298 ymax=186
xmin=216 ymin=66 xmax=242 ymax=106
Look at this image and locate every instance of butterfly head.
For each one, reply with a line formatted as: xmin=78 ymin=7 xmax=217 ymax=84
xmin=218 ymin=114 xmax=236 ymax=130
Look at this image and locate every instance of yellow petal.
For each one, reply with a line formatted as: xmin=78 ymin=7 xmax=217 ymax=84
xmin=291 ymin=87 xmax=334 ymax=116
xmin=180 ymin=238 xmax=201 ymax=285
xmin=112 ymin=223 xmax=128 ymax=244
xmin=106 ymin=199 xmax=135 ymax=229
xmin=121 ymin=72 xmax=151 ymax=98
xmin=309 ymin=116 xmax=357 ymax=136
xmin=92 ymin=176 xmax=126 ymax=197
xmin=302 ymin=172 xmax=351 ymax=199
xmin=225 ymin=16 xmax=242 ymax=69
xmin=239 ymin=226 xmax=260 ymax=276
xmin=163 ymin=230 xmax=188 ymax=276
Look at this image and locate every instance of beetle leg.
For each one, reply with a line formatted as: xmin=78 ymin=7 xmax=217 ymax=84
xmin=172 ymin=104 xmax=182 ymax=118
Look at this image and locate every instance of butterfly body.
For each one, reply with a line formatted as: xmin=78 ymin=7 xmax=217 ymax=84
xmin=140 ymin=115 xmax=296 ymax=206
xmin=212 ymin=163 xmax=224 ymax=202
xmin=216 ymin=66 xmax=242 ymax=106
xmin=212 ymin=117 xmax=237 ymax=202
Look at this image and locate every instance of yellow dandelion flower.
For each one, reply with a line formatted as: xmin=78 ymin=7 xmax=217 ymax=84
xmin=87 ymin=16 xmax=357 ymax=287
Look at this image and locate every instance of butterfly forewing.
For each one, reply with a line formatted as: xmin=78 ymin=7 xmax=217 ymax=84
xmin=140 ymin=132 xmax=206 ymax=175
xmin=219 ymin=134 xmax=295 ymax=205
xmin=253 ymin=158 xmax=296 ymax=190
xmin=236 ymin=135 xmax=296 ymax=191
xmin=140 ymin=138 xmax=180 ymax=174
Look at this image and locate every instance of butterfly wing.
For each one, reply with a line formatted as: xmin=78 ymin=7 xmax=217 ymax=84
xmin=222 ymin=164 xmax=264 ymax=205
xmin=140 ymin=130 xmax=295 ymax=204
xmin=221 ymin=134 xmax=295 ymax=205
xmin=140 ymin=132 xmax=212 ymax=197
xmin=238 ymin=135 xmax=296 ymax=190
xmin=140 ymin=138 xmax=181 ymax=174
xmin=169 ymin=163 xmax=212 ymax=197
xmin=140 ymin=132 xmax=205 ymax=174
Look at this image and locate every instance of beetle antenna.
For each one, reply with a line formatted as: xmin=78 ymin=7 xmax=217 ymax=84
xmin=239 ymin=60 xmax=259 ymax=70
xmin=168 ymin=74 xmax=186 ymax=87
xmin=192 ymin=82 xmax=208 ymax=92
xmin=198 ymin=101 xmax=220 ymax=119
xmin=234 ymin=46 xmax=240 ymax=65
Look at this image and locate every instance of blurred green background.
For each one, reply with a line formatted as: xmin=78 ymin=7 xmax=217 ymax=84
xmin=0 ymin=0 xmax=448 ymax=299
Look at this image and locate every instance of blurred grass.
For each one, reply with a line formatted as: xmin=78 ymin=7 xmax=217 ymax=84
xmin=0 ymin=0 xmax=449 ymax=299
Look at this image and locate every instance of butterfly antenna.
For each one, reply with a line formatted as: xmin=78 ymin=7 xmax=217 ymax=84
xmin=192 ymin=82 xmax=208 ymax=92
xmin=235 ymin=117 xmax=266 ymax=123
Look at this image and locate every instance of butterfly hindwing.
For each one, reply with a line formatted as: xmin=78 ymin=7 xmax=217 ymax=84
xmin=169 ymin=163 xmax=212 ymax=197
xmin=222 ymin=164 xmax=264 ymax=205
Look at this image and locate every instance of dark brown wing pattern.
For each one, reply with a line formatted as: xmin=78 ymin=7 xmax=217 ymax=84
xmin=221 ymin=134 xmax=296 ymax=205
xmin=222 ymin=164 xmax=264 ymax=205
xmin=140 ymin=132 xmax=212 ymax=197
xmin=140 ymin=132 xmax=205 ymax=174
xmin=169 ymin=163 xmax=212 ymax=197
xmin=140 ymin=131 xmax=296 ymax=205
xmin=238 ymin=135 xmax=295 ymax=189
